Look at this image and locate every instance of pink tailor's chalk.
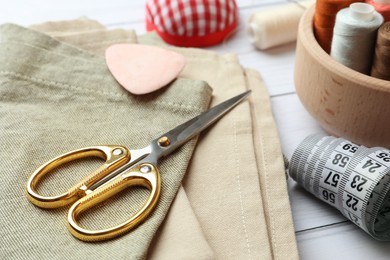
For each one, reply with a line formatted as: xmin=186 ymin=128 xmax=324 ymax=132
xmin=105 ymin=44 xmax=186 ymax=95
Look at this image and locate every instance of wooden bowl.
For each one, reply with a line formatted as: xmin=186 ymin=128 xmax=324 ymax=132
xmin=294 ymin=5 xmax=390 ymax=147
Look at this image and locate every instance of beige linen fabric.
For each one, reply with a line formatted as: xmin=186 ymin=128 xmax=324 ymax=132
xmin=147 ymin=188 xmax=215 ymax=260
xmin=245 ymin=69 xmax=298 ymax=258
xmin=139 ymin=33 xmax=298 ymax=259
xmin=2 ymin=18 xmax=298 ymax=259
xmin=31 ymin=19 xmax=137 ymax=55
xmin=30 ymin=18 xmax=106 ymax=35
xmin=32 ymin=19 xmax=215 ymax=260
xmin=0 ymin=23 xmax=212 ymax=259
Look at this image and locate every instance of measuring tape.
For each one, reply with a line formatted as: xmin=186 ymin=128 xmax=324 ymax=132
xmin=289 ymin=134 xmax=390 ymax=240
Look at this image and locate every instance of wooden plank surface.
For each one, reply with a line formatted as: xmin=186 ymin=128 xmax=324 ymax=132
xmin=2 ymin=1 xmax=390 ymax=259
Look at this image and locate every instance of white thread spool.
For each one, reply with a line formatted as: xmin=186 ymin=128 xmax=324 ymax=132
xmin=330 ymin=3 xmax=384 ymax=74
xmin=247 ymin=0 xmax=315 ymax=50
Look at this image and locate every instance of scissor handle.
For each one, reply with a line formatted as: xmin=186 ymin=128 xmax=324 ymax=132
xmin=67 ymin=162 xmax=161 ymax=241
xmin=26 ymin=145 xmax=130 ymax=208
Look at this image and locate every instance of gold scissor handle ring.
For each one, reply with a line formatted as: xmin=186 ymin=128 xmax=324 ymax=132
xmin=26 ymin=145 xmax=130 ymax=208
xmin=67 ymin=163 xmax=161 ymax=242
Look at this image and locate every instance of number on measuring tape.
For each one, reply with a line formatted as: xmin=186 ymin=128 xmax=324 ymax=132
xmin=288 ymin=134 xmax=390 ymax=241
xmin=332 ymin=153 xmax=350 ymax=168
xmin=345 ymin=193 xmax=360 ymax=211
xmin=350 ymin=175 xmax=367 ymax=192
xmin=362 ymin=159 xmax=383 ymax=173
xmin=324 ymin=171 xmax=340 ymax=187
xmin=376 ymin=152 xmax=390 ymax=163
xmin=316 ymin=140 xmax=356 ymax=208
xmin=322 ymin=189 xmax=336 ymax=204
xmin=348 ymin=212 xmax=360 ymax=225
xmin=342 ymin=143 xmax=358 ymax=154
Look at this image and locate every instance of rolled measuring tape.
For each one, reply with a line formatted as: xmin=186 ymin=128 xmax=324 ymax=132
xmin=289 ymin=134 xmax=390 ymax=240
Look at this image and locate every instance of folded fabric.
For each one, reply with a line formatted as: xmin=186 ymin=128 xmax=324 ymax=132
xmin=1 ymin=18 xmax=299 ymax=259
xmin=31 ymin=19 xmax=215 ymax=259
xmin=35 ymin=19 xmax=299 ymax=259
xmin=0 ymin=23 xmax=212 ymax=259
xmin=139 ymin=33 xmax=299 ymax=259
xmin=29 ymin=18 xmax=106 ymax=36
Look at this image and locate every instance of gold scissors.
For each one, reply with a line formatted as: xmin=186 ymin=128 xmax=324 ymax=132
xmin=26 ymin=91 xmax=250 ymax=242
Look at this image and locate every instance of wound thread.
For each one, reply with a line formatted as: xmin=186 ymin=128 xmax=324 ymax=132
xmin=371 ymin=22 xmax=390 ymax=80
xmin=247 ymin=0 xmax=315 ymax=50
xmin=330 ymin=3 xmax=384 ymax=74
xmin=314 ymin=0 xmax=362 ymax=53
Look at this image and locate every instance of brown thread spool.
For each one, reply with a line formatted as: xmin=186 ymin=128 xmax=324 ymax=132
xmin=314 ymin=0 xmax=363 ymax=53
xmin=371 ymin=22 xmax=390 ymax=80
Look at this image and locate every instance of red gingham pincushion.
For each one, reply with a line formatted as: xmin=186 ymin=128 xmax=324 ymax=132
xmin=145 ymin=0 xmax=238 ymax=47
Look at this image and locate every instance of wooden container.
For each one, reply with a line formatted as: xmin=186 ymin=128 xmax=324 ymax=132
xmin=295 ymin=5 xmax=390 ymax=147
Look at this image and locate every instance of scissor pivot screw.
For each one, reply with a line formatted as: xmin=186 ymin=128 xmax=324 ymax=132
xmin=140 ymin=165 xmax=152 ymax=173
xmin=112 ymin=148 xmax=123 ymax=156
xmin=158 ymin=136 xmax=171 ymax=147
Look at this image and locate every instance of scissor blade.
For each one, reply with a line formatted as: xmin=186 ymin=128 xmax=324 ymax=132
xmin=151 ymin=90 xmax=251 ymax=159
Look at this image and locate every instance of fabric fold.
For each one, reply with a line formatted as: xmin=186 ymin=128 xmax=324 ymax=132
xmin=30 ymin=19 xmax=137 ymax=55
xmin=147 ymin=187 xmax=215 ymax=260
xmin=245 ymin=68 xmax=298 ymax=259
xmin=32 ymin=19 xmax=216 ymax=259
xmin=29 ymin=18 xmax=106 ymax=35
xmin=0 ymin=23 xmax=212 ymax=259
xmin=0 ymin=18 xmax=299 ymax=260
xmin=139 ymin=32 xmax=299 ymax=259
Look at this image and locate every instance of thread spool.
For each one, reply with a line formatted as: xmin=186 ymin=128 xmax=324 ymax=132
xmin=371 ymin=22 xmax=390 ymax=80
xmin=330 ymin=3 xmax=384 ymax=74
xmin=247 ymin=0 xmax=315 ymax=50
xmin=314 ymin=0 xmax=361 ymax=53
xmin=295 ymin=4 xmax=390 ymax=148
xmin=366 ymin=0 xmax=390 ymax=21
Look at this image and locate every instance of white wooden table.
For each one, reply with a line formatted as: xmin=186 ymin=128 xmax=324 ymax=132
xmin=2 ymin=1 xmax=390 ymax=259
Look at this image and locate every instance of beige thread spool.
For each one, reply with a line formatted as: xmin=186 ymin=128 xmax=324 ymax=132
xmin=247 ymin=0 xmax=315 ymax=50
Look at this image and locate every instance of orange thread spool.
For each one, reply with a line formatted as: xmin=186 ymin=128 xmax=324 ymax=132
xmin=371 ymin=22 xmax=390 ymax=80
xmin=365 ymin=0 xmax=390 ymax=21
xmin=314 ymin=0 xmax=363 ymax=53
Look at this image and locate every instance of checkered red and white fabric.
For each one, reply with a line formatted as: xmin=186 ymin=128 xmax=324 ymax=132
xmin=145 ymin=0 xmax=238 ymax=47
